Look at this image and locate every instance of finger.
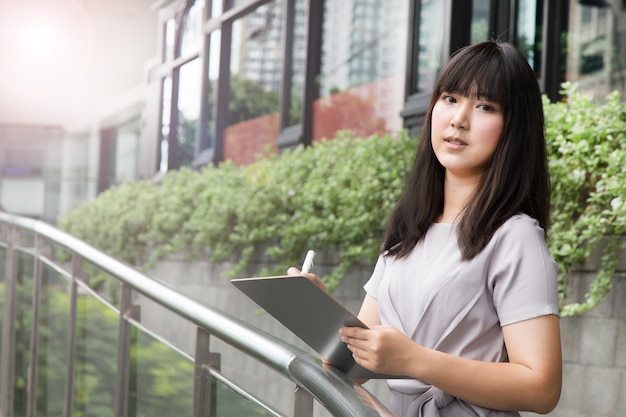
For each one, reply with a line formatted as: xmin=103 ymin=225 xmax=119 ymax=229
xmin=304 ymin=273 xmax=327 ymax=292
xmin=347 ymin=344 xmax=370 ymax=366
xmin=286 ymin=268 xmax=327 ymax=292
xmin=340 ymin=326 xmax=369 ymax=340
xmin=286 ymin=267 xmax=301 ymax=275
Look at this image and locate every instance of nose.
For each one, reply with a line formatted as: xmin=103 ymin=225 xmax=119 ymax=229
xmin=450 ymin=106 xmax=469 ymax=129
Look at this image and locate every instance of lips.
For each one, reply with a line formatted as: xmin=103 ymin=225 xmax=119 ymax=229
xmin=444 ymin=136 xmax=468 ymax=149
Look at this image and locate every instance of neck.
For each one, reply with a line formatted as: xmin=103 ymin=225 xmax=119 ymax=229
xmin=438 ymin=173 xmax=480 ymax=223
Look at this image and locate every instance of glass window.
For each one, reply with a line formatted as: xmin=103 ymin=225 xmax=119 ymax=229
xmin=565 ymin=1 xmax=624 ymax=97
xmin=181 ymin=1 xmax=204 ymax=56
xmin=159 ymin=76 xmax=172 ymax=173
xmin=515 ymin=0 xmax=541 ymax=72
xmin=211 ymin=0 xmax=223 ymax=17
xmin=471 ymin=0 xmax=490 ymax=44
xmin=203 ymin=30 xmax=221 ymax=154
xmin=164 ymin=17 xmax=176 ymax=62
xmin=285 ymin=0 xmax=308 ymax=126
xmin=316 ymin=0 xmax=410 ymax=141
xmin=223 ymin=1 xmax=282 ymax=165
xmin=234 ymin=0 xmax=254 ymax=8
xmin=416 ymin=0 xmax=446 ymax=94
xmin=177 ymin=59 xmax=202 ymax=165
xmin=114 ymin=117 xmax=140 ymax=184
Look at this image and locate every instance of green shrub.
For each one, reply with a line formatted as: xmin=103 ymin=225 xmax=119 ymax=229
xmin=59 ymin=84 xmax=626 ymax=314
xmin=545 ymin=82 xmax=626 ymax=315
xmin=59 ymin=131 xmax=415 ymax=292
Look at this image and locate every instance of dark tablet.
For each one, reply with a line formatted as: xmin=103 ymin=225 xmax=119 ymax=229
xmin=231 ymin=274 xmax=401 ymax=379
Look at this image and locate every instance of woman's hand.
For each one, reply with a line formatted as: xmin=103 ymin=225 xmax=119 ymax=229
xmin=286 ymin=266 xmax=327 ymax=292
xmin=339 ymin=325 xmax=422 ymax=377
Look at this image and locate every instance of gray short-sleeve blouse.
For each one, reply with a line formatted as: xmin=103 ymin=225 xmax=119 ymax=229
xmin=364 ymin=214 xmax=559 ymax=417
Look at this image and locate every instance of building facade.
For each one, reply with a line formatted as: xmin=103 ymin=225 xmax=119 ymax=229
xmin=1 ymin=0 xmax=625 ymax=221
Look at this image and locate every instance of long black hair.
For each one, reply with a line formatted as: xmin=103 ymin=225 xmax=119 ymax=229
xmin=382 ymin=41 xmax=550 ymax=260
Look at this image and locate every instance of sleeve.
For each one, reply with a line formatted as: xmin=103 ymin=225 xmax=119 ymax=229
xmin=363 ymin=254 xmax=387 ymax=299
xmin=488 ymin=215 xmax=560 ymax=326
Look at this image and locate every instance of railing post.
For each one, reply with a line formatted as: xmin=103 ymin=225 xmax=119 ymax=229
xmin=193 ymin=327 xmax=220 ymax=417
xmin=0 ymin=225 xmax=19 ymax=417
xmin=114 ymin=283 xmax=139 ymax=417
xmin=294 ymin=385 xmax=314 ymax=417
xmin=26 ymin=235 xmax=46 ymax=417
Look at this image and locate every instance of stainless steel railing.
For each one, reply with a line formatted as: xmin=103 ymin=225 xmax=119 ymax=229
xmin=0 ymin=211 xmax=394 ymax=417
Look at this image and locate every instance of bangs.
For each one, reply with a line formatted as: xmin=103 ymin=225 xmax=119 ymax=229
xmin=435 ymin=43 xmax=508 ymax=106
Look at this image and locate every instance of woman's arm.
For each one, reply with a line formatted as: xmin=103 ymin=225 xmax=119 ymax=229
xmin=340 ymin=314 xmax=562 ymax=414
xmin=357 ymin=294 xmax=382 ymax=327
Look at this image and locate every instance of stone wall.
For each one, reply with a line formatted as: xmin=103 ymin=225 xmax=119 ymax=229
xmin=548 ymin=272 xmax=626 ymax=417
xmin=143 ymin=250 xmax=625 ymax=417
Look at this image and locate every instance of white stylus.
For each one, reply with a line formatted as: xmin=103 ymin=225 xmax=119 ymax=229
xmin=300 ymin=250 xmax=316 ymax=274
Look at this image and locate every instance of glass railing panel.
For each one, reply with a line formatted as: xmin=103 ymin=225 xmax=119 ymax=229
xmin=40 ymin=237 xmax=72 ymax=274
xmin=128 ymin=323 xmax=279 ymax=417
xmin=132 ymin=289 xmax=294 ymax=415
xmin=13 ymin=251 xmax=35 ymax=417
xmin=127 ymin=325 xmax=194 ymax=416
xmin=72 ymin=282 xmax=119 ymax=417
xmin=211 ymin=368 xmax=283 ymax=416
xmin=81 ymin=260 xmax=122 ymax=310
xmin=36 ymin=263 xmax=72 ymax=416
xmin=0 ymin=245 xmax=5 ymax=281
xmin=0 ymin=245 xmax=5 ymax=378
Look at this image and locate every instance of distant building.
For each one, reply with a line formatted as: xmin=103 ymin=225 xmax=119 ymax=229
xmin=1 ymin=0 xmax=625 ymax=222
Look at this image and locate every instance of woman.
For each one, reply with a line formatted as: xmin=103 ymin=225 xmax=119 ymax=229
xmin=290 ymin=41 xmax=562 ymax=416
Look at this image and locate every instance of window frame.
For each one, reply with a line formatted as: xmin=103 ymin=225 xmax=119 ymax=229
xmin=195 ymin=0 xmax=314 ymax=165
xmin=401 ymin=0 xmax=564 ymax=135
xmin=150 ymin=0 xmax=568 ymax=171
xmin=155 ymin=0 xmax=203 ymax=172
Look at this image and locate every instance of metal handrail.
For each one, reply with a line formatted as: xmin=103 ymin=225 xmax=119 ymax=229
xmin=0 ymin=211 xmax=394 ymax=417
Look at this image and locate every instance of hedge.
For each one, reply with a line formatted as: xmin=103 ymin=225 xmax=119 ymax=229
xmin=59 ymin=83 xmax=626 ymax=315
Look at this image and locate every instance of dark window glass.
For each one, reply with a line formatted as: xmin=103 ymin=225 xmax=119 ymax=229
xmin=223 ymin=1 xmax=282 ymax=165
xmin=316 ymin=0 xmax=409 ymax=141
xmin=286 ymin=0 xmax=307 ymax=126
xmin=515 ymin=0 xmax=542 ymax=72
xmin=565 ymin=2 xmax=624 ymax=97
xmin=416 ymin=0 xmax=446 ymax=93
xmin=471 ymin=0 xmax=491 ymax=43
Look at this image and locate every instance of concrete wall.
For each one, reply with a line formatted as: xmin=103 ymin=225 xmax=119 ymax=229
xmin=144 ymin=250 xmax=625 ymax=417
xmin=550 ymin=272 xmax=626 ymax=417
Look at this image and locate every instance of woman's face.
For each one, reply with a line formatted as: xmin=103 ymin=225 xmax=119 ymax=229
xmin=430 ymin=91 xmax=504 ymax=181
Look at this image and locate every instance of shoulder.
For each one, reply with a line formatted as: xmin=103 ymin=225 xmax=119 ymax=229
xmin=486 ymin=214 xmax=556 ymax=278
xmin=495 ymin=213 xmax=546 ymax=243
xmin=486 ymin=213 xmax=554 ymax=269
xmin=488 ymin=215 xmax=560 ymax=324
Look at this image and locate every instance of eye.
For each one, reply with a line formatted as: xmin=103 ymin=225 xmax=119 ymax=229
xmin=477 ymin=103 xmax=499 ymax=112
xmin=441 ymin=94 xmax=456 ymax=104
